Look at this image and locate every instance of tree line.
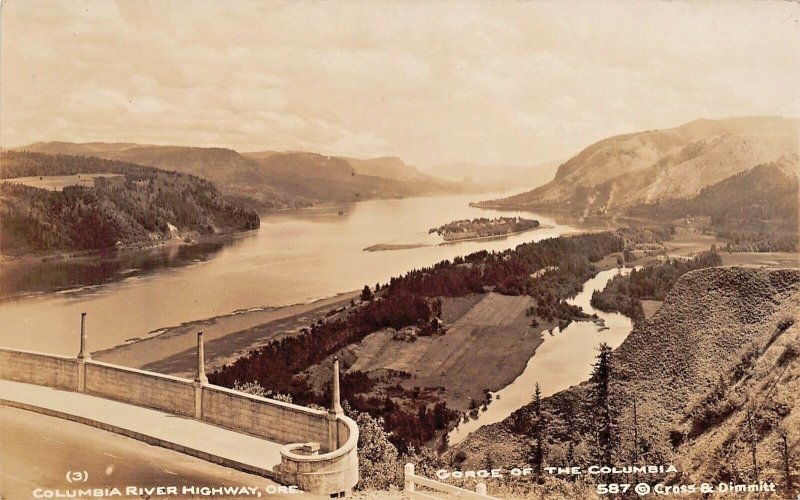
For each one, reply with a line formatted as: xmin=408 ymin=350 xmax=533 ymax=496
xmin=628 ymin=163 xmax=798 ymax=252
xmin=590 ymin=249 xmax=722 ymax=321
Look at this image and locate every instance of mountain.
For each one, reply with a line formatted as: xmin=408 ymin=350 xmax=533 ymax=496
xmin=0 ymin=151 xmax=260 ymax=256
xmin=242 ymin=151 xmax=464 ymax=202
xmin=424 ymin=159 xmax=562 ymax=191
xmin=453 ymin=267 xmax=800 ymax=496
xmin=16 ymin=142 xmax=467 ymax=210
xmin=340 ymin=156 xmax=430 ymax=181
xmin=628 ymin=157 xmax=799 ymax=251
xmin=477 ymin=116 xmax=798 ymax=214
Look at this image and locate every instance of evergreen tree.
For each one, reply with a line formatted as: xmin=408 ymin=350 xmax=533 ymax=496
xmin=589 ymin=343 xmax=617 ymax=468
xmin=529 ymin=382 xmax=548 ymax=474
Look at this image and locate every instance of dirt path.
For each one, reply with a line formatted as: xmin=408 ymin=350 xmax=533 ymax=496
xmin=94 ymin=290 xmax=359 ymax=377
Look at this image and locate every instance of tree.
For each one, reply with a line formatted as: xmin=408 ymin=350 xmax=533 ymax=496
xmin=352 ymin=408 xmax=400 ymax=490
xmin=529 ymin=382 xmax=548 ymax=474
xmin=589 ymin=343 xmax=617 ymax=468
xmin=361 ymin=285 xmax=374 ymax=302
xmin=776 ymin=427 xmax=794 ymax=495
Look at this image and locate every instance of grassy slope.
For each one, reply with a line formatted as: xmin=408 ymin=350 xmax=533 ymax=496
xmin=479 ymin=117 xmax=798 ymax=214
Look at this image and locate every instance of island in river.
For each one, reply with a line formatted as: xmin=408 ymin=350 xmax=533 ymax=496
xmin=429 ymin=216 xmax=540 ymax=242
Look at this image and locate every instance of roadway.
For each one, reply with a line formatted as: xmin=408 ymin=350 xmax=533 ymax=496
xmin=0 ymin=406 xmax=311 ymax=499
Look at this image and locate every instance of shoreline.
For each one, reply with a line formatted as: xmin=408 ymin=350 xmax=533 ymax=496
xmin=0 ymin=228 xmax=257 ymax=266
xmin=93 ymin=290 xmax=360 ymax=377
xmin=363 ymin=225 xmax=554 ymax=252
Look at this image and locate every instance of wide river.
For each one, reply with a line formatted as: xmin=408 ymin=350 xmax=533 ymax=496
xmin=0 ymin=192 xmax=609 ymax=356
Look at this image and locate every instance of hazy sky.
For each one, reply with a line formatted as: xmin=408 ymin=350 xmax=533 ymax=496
xmin=1 ymin=0 xmax=797 ymax=167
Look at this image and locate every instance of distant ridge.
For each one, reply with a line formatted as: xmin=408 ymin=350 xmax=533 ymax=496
xmin=15 ymin=142 xmax=469 ymax=210
xmin=0 ymin=151 xmax=260 ymax=256
xmin=477 ymin=116 xmax=798 ymax=215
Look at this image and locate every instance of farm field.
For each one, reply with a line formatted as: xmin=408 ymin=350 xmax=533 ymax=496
xmin=342 ymin=293 xmax=545 ymax=411
xmin=2 ymin=173 xmax=122 ymax=191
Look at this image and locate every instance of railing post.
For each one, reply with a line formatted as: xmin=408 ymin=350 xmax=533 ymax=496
xmin=77 ymin=312 xmax=89 ymax=392
xmin=78 ymin=312 xmax=89 ymax=360
xmin=194 ymin=331 xmax=207 ymax=419
xmin=327 ymin=356 xmax=344 ymax=451
xmin=476 ymin=482 xmax=487 ymax=495
xmin=330 ymin=356 xmax=344 ymax=416
xmin=404 ymin=463 xmax=415 ymax=492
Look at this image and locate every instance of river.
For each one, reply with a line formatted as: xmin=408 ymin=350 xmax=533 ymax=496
xmin=447 ymin=267 xmax=634 ymax=445
xmin=0 ymin=192 xmax=598 ymax=356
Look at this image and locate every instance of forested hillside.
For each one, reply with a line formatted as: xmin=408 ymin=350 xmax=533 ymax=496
xmin=453 ymin=267 xmax=800 ymax=498
xmin=590 ymin=249 xmax=723 ymax=321
xmin=209 ymin=229 xmax=671 ymax=452
xmin=0 ymin=151 xmax=259 ymax=256
xmin=629 ymin=159 xmax=799 ymax=251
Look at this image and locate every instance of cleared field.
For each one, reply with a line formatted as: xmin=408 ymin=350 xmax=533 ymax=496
xmin=2 ymin=173 xmax=121 ymax=191
xmin=649 ymin=227 xmax=798 ymax=268
xmin=347 ymin=293 xmax=545 ymax=411
xmin=720 ymin=251 xmax=799 ymax=268
xmin=663 ymin=227 xmax=725 ymax=258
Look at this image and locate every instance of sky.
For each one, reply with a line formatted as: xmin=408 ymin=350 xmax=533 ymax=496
xmin=1 ymin=0 xmax=798 ymax=167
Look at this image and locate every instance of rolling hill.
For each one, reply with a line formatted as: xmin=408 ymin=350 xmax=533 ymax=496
xmin=16 ymin=142 xmax=467 ymax=210
xmin=477 ymin=116 xmax=798 ymax=215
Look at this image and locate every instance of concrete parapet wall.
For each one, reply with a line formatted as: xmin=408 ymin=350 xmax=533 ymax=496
xmin=0 ymin=348 xmax=77 ymax=391
xmin=0 ymin=346 xmax=360 ymax=496
xmin=202 ymin=385 xmax=330 ymax=448
xmin=85 ymin=361 xmax=196 ymax=418
xmin=280 ymin=415 xmax=359 ymax=496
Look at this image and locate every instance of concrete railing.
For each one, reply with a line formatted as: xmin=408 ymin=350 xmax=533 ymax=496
xmin=280 ymin=416 xmax=360 ymax=494
xmin=84 ymin=361 xmax=197 ymax=418
xmin=403 ymin=463 xmax=497 ymax=499
xmin=203 ymin=384 xmax=331 ymax=447
xmin=0 ymin=344 xmax=359 ymax=496
xmin=0 ymin=348 xmax=78 ymax=391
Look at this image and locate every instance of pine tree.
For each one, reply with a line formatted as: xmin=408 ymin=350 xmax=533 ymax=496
xmin=589 ymin=343 xmax=617 ymax=469
xmin=529 ymin=382 xmax=548 ymax=474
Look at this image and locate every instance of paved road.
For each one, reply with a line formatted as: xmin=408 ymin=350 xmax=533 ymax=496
xmin=0 ymin=406 xmax=310 ymax=499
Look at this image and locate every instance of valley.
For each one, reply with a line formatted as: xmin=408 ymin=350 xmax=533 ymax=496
xmin=1 ymin=118 xmax=797 ymax=498
xmin=2 ymin=1 xmax=797 ymax=496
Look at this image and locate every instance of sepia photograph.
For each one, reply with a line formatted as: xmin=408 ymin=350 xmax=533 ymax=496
xmin=0 ymin=1 xmax=798 ymax=498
